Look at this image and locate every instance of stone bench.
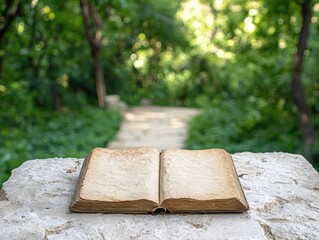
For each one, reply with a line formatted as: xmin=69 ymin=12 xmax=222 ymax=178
xmin=1 ymin=152 xmax=318 ymax=239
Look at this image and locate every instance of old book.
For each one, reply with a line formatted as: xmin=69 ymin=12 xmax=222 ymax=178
xmin=69 ymin=147 xmax=249 ymax=213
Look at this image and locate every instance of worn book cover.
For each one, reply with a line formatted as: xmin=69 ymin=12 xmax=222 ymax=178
xmin=70 ymin=147 xmax=249 ymax=213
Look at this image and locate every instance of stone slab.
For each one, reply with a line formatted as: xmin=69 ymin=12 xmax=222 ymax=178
xmin=1 ymin=153 xmax=319 ymax=239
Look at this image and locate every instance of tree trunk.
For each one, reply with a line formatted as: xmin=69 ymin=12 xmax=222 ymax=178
xmin=93 ymin=50 xmax=107 ymax=108
xmin=292 ymin=0 xmax=316 ymax=157
xmin=79 ymin=0 xmax=107 ymax=108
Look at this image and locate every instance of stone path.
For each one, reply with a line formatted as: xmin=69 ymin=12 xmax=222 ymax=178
xmin=108 ymin=106 xmax=199 ymax=149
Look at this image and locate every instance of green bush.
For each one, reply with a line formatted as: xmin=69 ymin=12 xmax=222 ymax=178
xmin=0 ymin=107 xmax=122 ymax=187
xmin=186 ymin=98 xmax=319 ymax=171
xmin=186 ymin=98 xmax=303 ymax=154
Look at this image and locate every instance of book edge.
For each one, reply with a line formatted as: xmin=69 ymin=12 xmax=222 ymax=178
xmin=70 ymin=197 xmax=160 ymax=213
xmin=223 ymin=150 xmax=250 ymax=210
xmin=69 ymin=148 xmax=95 ymax=211
xmin=161 ymin=197 xmax=249 ymax=213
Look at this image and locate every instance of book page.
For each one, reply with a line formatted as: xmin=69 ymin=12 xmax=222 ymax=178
xmin=159 ymin=149 xmax=248 ymax=212
xmin=70 ymin=147 xmax=160 ymax=213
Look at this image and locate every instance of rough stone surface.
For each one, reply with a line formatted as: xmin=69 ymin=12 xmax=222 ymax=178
xmin=108 ymin=106 xmax=199 ymax=149
xmin=1 ymin=153 xmax=319 ymax=240
xmin=1 ymin=106 xmax=319 ymax=239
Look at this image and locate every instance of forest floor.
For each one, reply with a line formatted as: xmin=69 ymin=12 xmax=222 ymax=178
xmin=107 ymin=106 xmax=199 ymax=149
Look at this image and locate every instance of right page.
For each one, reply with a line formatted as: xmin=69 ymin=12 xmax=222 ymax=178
xmin=159 ymin=149 xmax=249 ymax=213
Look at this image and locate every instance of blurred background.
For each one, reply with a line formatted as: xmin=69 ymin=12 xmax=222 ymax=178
xmin=1 ymin=0 xmax=318 ymax=186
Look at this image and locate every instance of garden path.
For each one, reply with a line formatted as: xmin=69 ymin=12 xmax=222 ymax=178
xmin=107 ymin=106 xmax=199 ymax=149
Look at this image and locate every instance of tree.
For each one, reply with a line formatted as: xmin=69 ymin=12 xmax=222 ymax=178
xmin=291 ymin=0 xmax=316 ymax=156
xmin=0 ymin=0 xmax=21 ymax=76
xmin=79 ymin=0 xmax=106 ymax=108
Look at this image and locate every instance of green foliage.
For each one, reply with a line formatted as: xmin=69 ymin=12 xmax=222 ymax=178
xmin=1 ymin=0 xmax=187 ymax=186
xmin=187 ymin=98 xmax=319 ymax=171
xmin=186 ymin=98 xmax=301 ymax=153
xmin=183 ymin=0 xmax=319 ymax=171
xmin=0 ymin=106 xmax=122 ymax=187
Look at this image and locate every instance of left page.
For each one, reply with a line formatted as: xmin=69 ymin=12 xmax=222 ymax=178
xmin=70 ymin=147 xmax=160 ymax=213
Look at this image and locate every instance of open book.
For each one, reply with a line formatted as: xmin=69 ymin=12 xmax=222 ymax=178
xmin=70 ymin=147 xmax=249 ymax=213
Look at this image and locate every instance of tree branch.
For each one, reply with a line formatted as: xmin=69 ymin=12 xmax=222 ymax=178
xmin=79 ymin=0 xmax=98 ymax=49
xmin=0 ymin=1 xmax=21 ymax=44
xmin=89 ymin=2 xmax=103 ymax=44
xmin=2 ymin=0 xmax=12 ymax=18
xmin=90 ymin=3 xmax=103 ymax=30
